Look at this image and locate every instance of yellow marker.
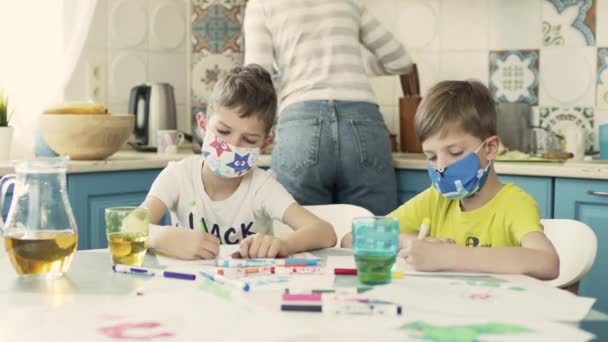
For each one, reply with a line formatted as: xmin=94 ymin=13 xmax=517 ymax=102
xmin=392 ymin=271 xmax=404 ymax=279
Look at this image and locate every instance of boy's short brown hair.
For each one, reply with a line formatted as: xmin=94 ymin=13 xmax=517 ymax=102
xmin=207 ymin=63 xmax=277 ymax=134
xmin=414 ymin=80 xmax=497 ymax=143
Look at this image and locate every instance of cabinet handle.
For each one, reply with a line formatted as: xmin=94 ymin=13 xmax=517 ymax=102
xmin=587 ymin=190 xmax=608 ymax=197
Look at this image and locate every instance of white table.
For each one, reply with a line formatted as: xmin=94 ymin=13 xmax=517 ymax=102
xmin=0 ymin=248 xmax=605 ymax=341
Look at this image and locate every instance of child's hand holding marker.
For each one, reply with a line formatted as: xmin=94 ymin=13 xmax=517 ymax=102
xmin=398 ymin=218 xmax=455 ymax=271
xmin=152 ymin=227 xmax=220 ymax=260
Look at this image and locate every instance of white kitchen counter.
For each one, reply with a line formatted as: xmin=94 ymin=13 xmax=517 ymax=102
xmin=392 ymin=153 xmax=608 ymax=180
xmin=0 ymin=150 xmax=272 ymax=175
xmin=1 ymin=151 xmax=608 ymax=180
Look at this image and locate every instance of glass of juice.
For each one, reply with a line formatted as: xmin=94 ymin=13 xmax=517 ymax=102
xmin=352 ymin=216 xmax=400 ymax=285
xmin=105 ymin=207 xmax=149 ymax=266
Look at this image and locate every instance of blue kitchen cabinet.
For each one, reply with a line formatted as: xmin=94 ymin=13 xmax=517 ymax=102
xmin=554 ymin=178 xmax=608 ymax=313
xmin=395 ymin=170 xmax=553 ymax=218
xmin=68 ymin=170 xmax=164 ymax=250
xmin=395 ymin=170 xmax=430 ymax=203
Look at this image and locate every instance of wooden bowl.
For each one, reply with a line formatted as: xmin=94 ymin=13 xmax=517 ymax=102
xmin=40 ymin=114 xmax=134 ymax=160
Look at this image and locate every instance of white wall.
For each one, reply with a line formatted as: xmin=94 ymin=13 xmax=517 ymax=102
xmin=64 ymin=0 xmax=190 ymax=133
xmin=0 ymin=0 xmax=64 ymax=158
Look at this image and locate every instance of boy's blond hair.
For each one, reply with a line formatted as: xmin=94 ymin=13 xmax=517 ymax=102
xmin=414 ymin=80 xmax=497 ymax=143
xmin=207 ymin=63 xmax=277 ymax=134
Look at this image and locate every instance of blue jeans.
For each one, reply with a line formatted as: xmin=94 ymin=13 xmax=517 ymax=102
xmin=271 ymin=100 xmax=398 ymax=215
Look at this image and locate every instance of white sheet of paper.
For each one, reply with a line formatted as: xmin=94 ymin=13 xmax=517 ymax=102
xmin=0 ymin=291 xmax=315 ymax=342
xmin=368 ymin=275 xmax=596 ymax=322
xmin=278 ymin=311 xmax=595 ymax=342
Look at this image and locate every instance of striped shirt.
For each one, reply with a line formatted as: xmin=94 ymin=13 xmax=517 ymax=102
xmin=244 ymin=0 xmax=413 ymax=112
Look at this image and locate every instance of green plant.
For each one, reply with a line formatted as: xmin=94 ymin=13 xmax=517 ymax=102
xmin=0 ymin=90 xmax=10 ymax=127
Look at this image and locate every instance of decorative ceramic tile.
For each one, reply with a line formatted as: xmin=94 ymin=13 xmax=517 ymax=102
xmin=539 ymin=107 xmax=595 ymax=151
xmin=191 ymin=0 xmax=244 ymax=54
xmin=542 ymin=0 xmax=596 ymax=47
xmin=489 ymin=0 xmax=542 ymax=50
xmin=489 ymin=50 xmax=539 ymax=104
xmin=191 ymin=52 xmax=242 ymax=106
xmin=440 ymin=0 xmax=488 ymax=51
xmin=539 ymin=47 xmax=596 ymax=107
xmin=190 ymin=0 xmax=245 ymax=140
xmin=597 ymin=48 xmax=608 ymax=108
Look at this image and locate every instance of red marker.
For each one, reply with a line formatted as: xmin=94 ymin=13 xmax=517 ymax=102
xmin=334 ymin=268 xmax=358 ymax=275
xmin=334 ymin=268 xmax=404 ymax=278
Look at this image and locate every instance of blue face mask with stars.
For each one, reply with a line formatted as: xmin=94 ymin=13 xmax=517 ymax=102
xmin=427 ymin=140 xmax=492 ymax=200
xmin=201 ymin=130 xmax=260 ymax=178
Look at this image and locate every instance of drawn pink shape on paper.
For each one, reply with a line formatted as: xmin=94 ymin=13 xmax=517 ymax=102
xmin=98 ymin=321 xmax=175 ymax=340
xmin=468 ymin=293 xmax=493 ymax=300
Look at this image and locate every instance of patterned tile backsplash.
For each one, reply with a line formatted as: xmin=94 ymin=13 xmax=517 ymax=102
xmin=186 ymin=0 xmax=608 ymax=152
xmin=542 ymin=0 xmax=596 ymax=47
xmin=490 ymin=50 xmax=540 ymax=105
xmin=539 ymin=107 xmax=595 ymax=151
xmin=190 ymin=0 xmax=245 ymax=144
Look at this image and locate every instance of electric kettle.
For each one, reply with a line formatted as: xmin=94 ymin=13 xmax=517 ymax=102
xmin=128 ymin=83 xmax=177 ymax=150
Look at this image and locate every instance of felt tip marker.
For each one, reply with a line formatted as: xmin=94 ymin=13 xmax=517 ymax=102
xmin=199 ymin=270 xmax=251 ymax=292
xmin=217 ymin=258 xmax=319 ymax=268
xmin=218 ymin=266 xmax=323 ymax=276
xmin=281 ymin=302 xmax=402 ymax=316
xmin=417 ymin=217 xmax=431 ymax=240
xmin=112 ymin=264 xmax=196 ymax=281
xmin=284 ymin=287 xmax=373 ymax=295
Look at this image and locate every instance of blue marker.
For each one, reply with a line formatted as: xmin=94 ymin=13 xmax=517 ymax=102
xmin=112 ymin=264 xmax=196 ymax=281
xmin=216 ymin=258 xmax=319 ymax=268
xmin=199 ymin=270 xmax=250 ymax=292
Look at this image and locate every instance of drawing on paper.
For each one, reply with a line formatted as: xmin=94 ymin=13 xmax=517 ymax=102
xmin=98 ymin=321 xmax=176 ymax=340
xmin=402 ymin=321 xmax=532 ymax=342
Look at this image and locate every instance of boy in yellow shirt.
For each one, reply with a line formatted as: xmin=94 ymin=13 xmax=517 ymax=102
xmin=343 ymin=80 xmax=559 ymax=280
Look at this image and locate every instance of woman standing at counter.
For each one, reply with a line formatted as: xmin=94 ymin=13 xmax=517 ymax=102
xmin=244 ymin=0 xmax=412 ymax=215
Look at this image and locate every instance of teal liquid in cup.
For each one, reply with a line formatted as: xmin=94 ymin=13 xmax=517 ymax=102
xmin=600 ymin=124 xmax=608 ymax=160
xmin=352 ymin=217 xmax=400 ymax=285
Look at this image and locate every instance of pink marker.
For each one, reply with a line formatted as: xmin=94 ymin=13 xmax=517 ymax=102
xmin=273 ymin=267 xmax=324 ymax=275
xmin=282 ymin=293 xmax=322 ymax=301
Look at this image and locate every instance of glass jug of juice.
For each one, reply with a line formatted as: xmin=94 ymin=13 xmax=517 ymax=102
xmin=0 ymin=157 xmax=78 ymax=277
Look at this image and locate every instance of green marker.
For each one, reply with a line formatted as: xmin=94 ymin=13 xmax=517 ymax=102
xmin=190 ymin=200 xmax=208 ymax=233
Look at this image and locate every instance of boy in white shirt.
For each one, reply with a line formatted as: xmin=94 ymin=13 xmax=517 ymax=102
xmin=142 ymin=64 xmax=337 ymax=259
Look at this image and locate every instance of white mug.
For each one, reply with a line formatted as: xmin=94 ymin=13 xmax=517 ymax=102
xmin=157 ymin=130 xmax=185 ymax=154
xmin=562 ymin=127 xmax=586 ymax=161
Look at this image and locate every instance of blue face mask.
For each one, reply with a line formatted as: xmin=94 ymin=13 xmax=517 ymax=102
xmin=427 ymin=141 xmax=492 ymax=200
